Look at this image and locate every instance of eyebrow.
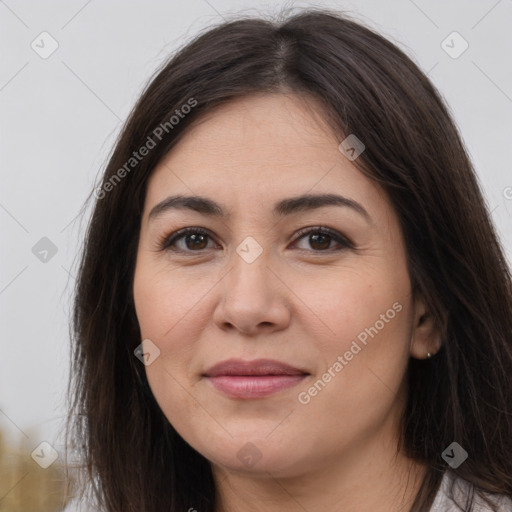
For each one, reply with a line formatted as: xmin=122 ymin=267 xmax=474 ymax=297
xmin=148 ymin=193 xmax=372 ymax=224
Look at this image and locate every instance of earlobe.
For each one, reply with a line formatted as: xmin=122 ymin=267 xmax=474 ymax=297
xmin=410 ymin=334 xmax=438 ymax=359
xmin=409 ymin=299 xmax=441 ymax=359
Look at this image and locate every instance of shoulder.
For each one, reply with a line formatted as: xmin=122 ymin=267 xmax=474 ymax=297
xmin=430 ymin=472 xmax=512 ymax=512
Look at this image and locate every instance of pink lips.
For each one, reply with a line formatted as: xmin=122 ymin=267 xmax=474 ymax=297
xmin=203 ymin=358 xmax=309 ymax=399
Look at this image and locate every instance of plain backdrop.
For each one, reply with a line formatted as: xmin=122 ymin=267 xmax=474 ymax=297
xmin=1 ymin=0 xmax=511 ymax=468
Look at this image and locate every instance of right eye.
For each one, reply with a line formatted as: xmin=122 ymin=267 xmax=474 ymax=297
xmin=159 ymin=227 xmax=220 ymax=253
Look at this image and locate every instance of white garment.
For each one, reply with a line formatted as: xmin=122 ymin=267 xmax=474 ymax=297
xmin=63 ymin=499 xmax=98 ymax=512
xmin=430 ymin=472 xmax=512 ymax=511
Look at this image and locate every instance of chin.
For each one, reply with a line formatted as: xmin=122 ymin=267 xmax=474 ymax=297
xmin=195 ymin=434 xmax=311 ymax=477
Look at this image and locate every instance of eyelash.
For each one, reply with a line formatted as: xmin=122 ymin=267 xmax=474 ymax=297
xmin=157 ymin=226 xmax=353 ymax=254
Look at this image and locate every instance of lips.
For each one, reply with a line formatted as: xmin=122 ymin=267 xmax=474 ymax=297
xmin=204 ymin=358 xmax=308 ymax=377
xmin=203 ymin=358 xmax=309 ymax=399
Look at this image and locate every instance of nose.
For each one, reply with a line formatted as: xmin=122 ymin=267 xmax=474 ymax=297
xmin=212 ymin=248 xmax=292 ymax=336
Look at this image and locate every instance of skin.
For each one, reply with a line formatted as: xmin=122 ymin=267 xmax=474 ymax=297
xmin=133 ymin=93 xmax=441 ymax=511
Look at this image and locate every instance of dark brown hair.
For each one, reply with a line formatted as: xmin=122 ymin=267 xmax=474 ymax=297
xmin=66 ymin=8 xmax=512 ymax=511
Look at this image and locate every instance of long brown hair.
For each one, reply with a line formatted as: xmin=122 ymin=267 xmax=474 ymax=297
xmin=66 ymin=8 xmax=512 ymax=511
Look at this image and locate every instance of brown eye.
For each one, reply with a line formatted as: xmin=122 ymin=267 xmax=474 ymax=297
xmin=293 ymin=227 xmax=352 ymax=252
xmin=183 ymin=233 xmax=209 ymax=250
xmin=161 ymin=228 xmax=217 ymax=252
xmin=308 ymin=233 xmax=332 ymax=250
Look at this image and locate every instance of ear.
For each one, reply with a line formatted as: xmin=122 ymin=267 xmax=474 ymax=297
xmin=410 ymin=295 xmax=441 ymax=359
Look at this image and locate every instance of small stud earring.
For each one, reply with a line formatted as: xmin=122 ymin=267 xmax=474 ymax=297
xmin=426 ymin=352 xmax=432 ymax=358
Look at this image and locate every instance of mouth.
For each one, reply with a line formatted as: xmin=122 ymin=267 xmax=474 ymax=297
xmin=203 ymin=358 xmax=309 ymax=399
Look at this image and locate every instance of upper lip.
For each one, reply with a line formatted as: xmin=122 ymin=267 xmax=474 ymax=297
xmin=203 ymin=358 xmax=309 ymax=377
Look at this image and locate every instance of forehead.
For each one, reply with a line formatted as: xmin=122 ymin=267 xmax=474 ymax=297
xmin=168 ymin=93 xmax=337 ymax=164
xmin=143 ymin=93 xmax=387 ymax=221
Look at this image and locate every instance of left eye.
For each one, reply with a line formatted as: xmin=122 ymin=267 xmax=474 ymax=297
xmin=293 ymin=228 xmax=352 ymax=251
xmin=160 ymin=226 xmax=352 ymax=253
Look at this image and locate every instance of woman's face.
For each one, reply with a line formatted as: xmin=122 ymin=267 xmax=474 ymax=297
xmin=133 ymin=93 xmax=430 ymax=477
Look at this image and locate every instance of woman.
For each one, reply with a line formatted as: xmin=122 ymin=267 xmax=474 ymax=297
xmin=65 ymin=8 xmax=512 ymax=512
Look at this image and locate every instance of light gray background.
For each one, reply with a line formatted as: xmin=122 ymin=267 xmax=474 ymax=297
xmin=1 ymin=0 xmax=511 ymax=468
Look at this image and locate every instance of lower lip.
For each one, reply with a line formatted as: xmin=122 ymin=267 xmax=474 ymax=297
xmin=206 ymin=375 xmax=307 ymax=398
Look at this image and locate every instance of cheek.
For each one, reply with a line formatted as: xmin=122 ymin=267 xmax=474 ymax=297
xmin=133 ymin=261 xmax=222 ymax=414
xmin=133 ymin=268 xmax=203 ymax=430
xmin=134 ymin=261 xmax=216 ymax=344
xmin=294 ymin=261 xmax=409 ymax=349
xmin=293 ymin=263 xmax=412 ymax=409
xmin=133 ymin=265 xmax=189 ymax=398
